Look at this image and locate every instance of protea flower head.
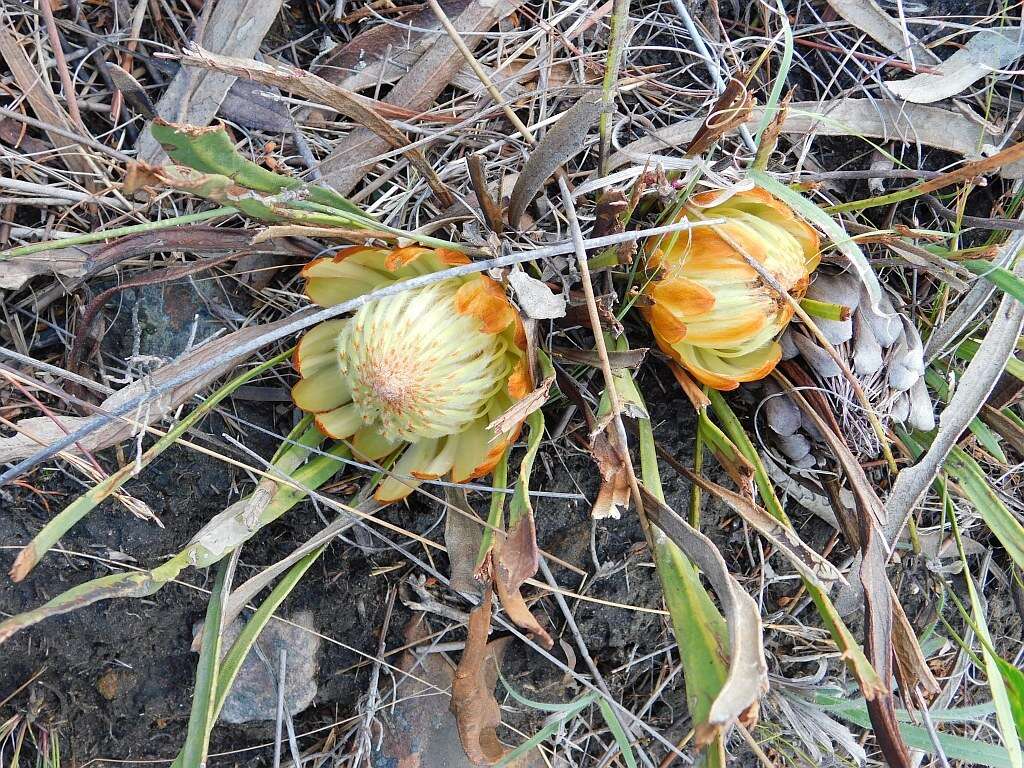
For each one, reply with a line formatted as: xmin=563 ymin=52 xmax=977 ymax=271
xmin=292 ymin=246 xmax=532 ymax=502
xmin=643 ymin=187 xmax=820 ymax=390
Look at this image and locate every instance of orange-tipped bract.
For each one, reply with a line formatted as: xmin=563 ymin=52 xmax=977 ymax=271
xmin=293 ymin=246 xmax=531 ymax=501
xmin=643 ymin=187 xmax=820 ymax=390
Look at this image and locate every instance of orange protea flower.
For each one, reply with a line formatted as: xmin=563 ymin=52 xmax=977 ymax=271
xmin=292 ymin=246 xmax=532 ymax=501
xmin=643 ymin=187 xmax=820 ymax=390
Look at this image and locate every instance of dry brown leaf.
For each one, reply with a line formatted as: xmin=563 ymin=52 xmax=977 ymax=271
xmin=451 ymin=587 xmax=506 ymax=765
xmin=375 ymin=612 xmax=542 ymax=768
xmin=173 ymin=44 xmax=454 ymax=207
xmin=318 ymin=0 xmax=524 ymax=194
xmin=641 ymin=488 xmax=769 ymax=742
xmin=685 ymin=76 xmax=754 ymax=157
xmin=445 ymin=487 xmax=486 ymax=595
xmin=678 ymin=467 xmax=846 ymax=589
xmin=590 ymin=429 xmax=631 ymax=520
xmin=487 ymin=374 xmax=554 ymax=436
xmin=507 ymin=91 xmax=604 ymax=227
xmin=493 ymin=515 xmax=552 ymax=649
xmin=825 ymin=0 xmax=937 ymax=66
xmin=0 ymin=316 xmax=303 ymax=462
xmin=772 ymin=372 xmax=912 ymax=767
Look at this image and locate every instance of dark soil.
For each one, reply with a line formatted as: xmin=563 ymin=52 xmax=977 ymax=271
xmin=0 ymin=317 xmax=712 ymax=768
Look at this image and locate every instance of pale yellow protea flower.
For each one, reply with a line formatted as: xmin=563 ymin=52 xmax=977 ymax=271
xmin=292 ymin=246 xmax=532 ymax=502
xmin=643 ymin=187 xmax=820 ymax=390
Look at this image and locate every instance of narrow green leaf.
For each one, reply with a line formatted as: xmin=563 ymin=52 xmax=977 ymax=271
xmin=177 ymin=557 xmax=233 ymax=768
xmin=597 ymin=698 xmax=639 ymax=768
xmin=817 ymin=694 xmax=1014 ymax=768
xmin=964 ymin=259 xmax=1024 ymax=304
xmin=952 ymin=513 xmax=1023 ymax=768
xmin=706 ymin=390 xmax=885 ymax=697
xmin=211 ymin=549 xmax=323 ymax=723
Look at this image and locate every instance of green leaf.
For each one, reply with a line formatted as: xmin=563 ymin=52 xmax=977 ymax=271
xmin=964 ymin=259 xmax=1024 ymax=304
xmin=636 ymin=391 xmax=728 ymax=768
xmin=956 ymin=339 xmax=1024 ymax=384
xmin=944 ymin=445 xmax=1024 ymax=572
xmin=817 ymin=693 xmax=1015 ymax=768
xmin=993 ymin=656 xmax=1024 ymax=741
xmin=151 ymin=121 xmax=364 ymax=217
xmin=951 ymin=512 xmax=1024 ymax=768
xmin=176 ymin=558 xmax=233 ymax=768
xmin=211 ymin=549 xmax=323 ymax=723
xmin=705 ymin=390 xmax=886 ymax=698
xmin=597 ymin=698 xmax=639 ymax=768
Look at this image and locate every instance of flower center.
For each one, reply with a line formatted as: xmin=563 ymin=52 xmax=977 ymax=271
xmin=337 ymin=282 xmax=508 ymax=442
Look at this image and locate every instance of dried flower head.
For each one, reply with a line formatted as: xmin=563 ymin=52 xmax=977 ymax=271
xmin=643 ymin=187 xmax=821 ymax=390
xmin=292 ymin=246 xmax=531 ymax=501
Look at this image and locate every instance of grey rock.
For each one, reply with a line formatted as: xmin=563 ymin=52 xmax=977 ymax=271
xmin=194 ymin=611 xmax=320 ymax=725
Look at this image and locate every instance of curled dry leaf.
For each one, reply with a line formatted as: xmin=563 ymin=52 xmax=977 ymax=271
xmin=487 ymin=374 xmax=554 ymax=436
xmin=452 ymin=587 xmax=506 ymax=765
xmin=0 ymin=316 xmax=302 ymax=463
xmin=678 ymin=466 xmax=846 ymax=589
xmin=886 ymin=26 xmax=1024 ymax=103
xmin=590 ymin=429 xmax=631 ymax=520
xmin=685 ymin=76 xmax=754 ymax=157
xmin=494 ymin=515 xmax=553 ymax=648
xmin=641 ymin=488 xmax=769 ymax=744
xmin=507 ymin=91 xmax=605 ymax=226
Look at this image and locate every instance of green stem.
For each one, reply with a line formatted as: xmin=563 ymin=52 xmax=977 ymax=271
xmin=1 ymin=206 xmax=237 ymax=259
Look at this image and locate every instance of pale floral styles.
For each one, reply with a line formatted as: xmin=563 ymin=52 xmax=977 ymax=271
xmin=292 ymin=246 xmax=531 ymax=501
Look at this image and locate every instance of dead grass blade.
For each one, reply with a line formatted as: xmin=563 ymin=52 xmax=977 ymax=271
xmin=172 ymin=44 xmax=454 ymax=207
xmin=0 ymin=13 xmax=96 ymax=182
xmin=317 ymin=0 xmax=523 ymax=193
